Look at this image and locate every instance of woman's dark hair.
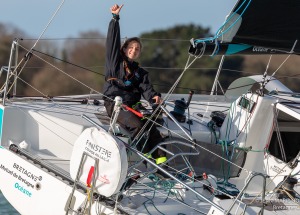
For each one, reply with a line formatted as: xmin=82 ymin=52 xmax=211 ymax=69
xmin=120 ymin=37 xmax=142 ymax=57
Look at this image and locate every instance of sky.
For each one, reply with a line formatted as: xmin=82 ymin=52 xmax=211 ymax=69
xmin=2 ymin=0 xmax=237 ymax=39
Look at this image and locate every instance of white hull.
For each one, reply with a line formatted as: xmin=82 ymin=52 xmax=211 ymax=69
xmin=0 ymin=147 xmax=115 ymax=215
xmin=0 ymin=77 xmax=300 ymax=214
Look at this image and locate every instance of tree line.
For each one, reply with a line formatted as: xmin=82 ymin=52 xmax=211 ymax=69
xmin=0 ymin=22 xmax=299 ymax=97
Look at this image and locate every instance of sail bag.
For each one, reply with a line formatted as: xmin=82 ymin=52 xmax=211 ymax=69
xmin=70 ymin=127 xmax=128 ymax=197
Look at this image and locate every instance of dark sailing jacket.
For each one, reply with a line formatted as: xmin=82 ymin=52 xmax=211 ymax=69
xmin=103 ymin=17 xmax=160 ymax=107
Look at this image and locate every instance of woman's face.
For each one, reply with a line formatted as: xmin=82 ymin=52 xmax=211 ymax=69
xmin=124 ymin=41 xmax=141 ymax=61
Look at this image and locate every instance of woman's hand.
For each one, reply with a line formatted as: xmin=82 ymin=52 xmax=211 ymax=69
xmin=152 ymin=95 xmax=163 ymax=104
xmin=110 ymin=4 xmax=124 ymax=15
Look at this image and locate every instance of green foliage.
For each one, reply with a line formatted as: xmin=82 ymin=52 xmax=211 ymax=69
xmin=21 ymin=31 xmax=105 ymax=96
xmin=0 ymin=22 xmax=270 ymax=97
xmin=0 ymin=22 xmax=247 ymax=96
xmin=138 ymin=24 xmax=244 ymax=94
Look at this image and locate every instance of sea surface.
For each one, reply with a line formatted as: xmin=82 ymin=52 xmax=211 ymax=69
xmin=0 ymin=191 xmax=20 ymax=215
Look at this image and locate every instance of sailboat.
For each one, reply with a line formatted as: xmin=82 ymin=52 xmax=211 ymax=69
xmin=1 ymin=0 xmax=300 ymax=214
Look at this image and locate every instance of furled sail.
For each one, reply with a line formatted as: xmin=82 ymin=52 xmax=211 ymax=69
xmin=189 ymin=0 xmax=300 ymax=56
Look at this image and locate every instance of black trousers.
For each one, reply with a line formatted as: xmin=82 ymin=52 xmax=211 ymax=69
xmin=104 ymin=101 xmax=165 ymax=159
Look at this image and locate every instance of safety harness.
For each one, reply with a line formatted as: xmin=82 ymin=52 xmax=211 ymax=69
xmin=107 ymin=60 xmax=142 ymax=90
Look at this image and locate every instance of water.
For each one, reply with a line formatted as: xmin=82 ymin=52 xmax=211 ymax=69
xmin=0 ymin=191 xmax=20 ymax=215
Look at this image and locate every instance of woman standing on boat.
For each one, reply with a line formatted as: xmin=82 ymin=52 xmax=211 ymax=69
xmin=103 ymin=4 xmax=166 ymax=165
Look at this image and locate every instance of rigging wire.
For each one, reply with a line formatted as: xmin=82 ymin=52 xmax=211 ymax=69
xmin=15 ymin=42 xmax=300 ymax=97
xmin=9 ymin=42 xmax=253 ymax=191
xmin=4 ymin=12 xmax=300 ymax=208
xmin=32 ymin=48 xmax=103 ymax=76
xmin=21 ymin=37 xmax=191 ymax=42
xmin=259 ymin=54 xmax=292 ymax=93
xmin=7 ymin=41 xmax=254 ymax=179
xmin=3 ymin=1 xmax=300 ymax=214
xmin=132 ymin=50 xmax=203 ymax=144
xmin=7 ymin=47 xmax=288 ymax=210
xmin=139 ymin=112 xmax=250 ymax=175
xmin=30 ymin=0 xmax=66 ymax=51
xmin=18 ymin=43 xmax=103 ymax=97
xmin=11 ymin=39 xmax=299 ymax=164
xmin=22 ymin=46 xmax=300 ymax=94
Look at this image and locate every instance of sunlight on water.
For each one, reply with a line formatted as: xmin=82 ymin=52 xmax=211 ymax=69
xmin=0 ymin=191 xmax=20 ymax=215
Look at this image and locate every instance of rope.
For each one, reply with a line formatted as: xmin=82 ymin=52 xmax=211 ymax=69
xmin=273 ymin=104 xmax=287 ymax=162
xmin=263 ymin=55 xmax=272 ymax=78
xmin=216 ymin=140 xmax=240 ymax=196
xmin=121 ymin=174 xmax=206 ymax=214
xmin=250 ymin=162 xmax=299 ymax=205
xmin=0 ymin=58 xmax=25 ymax=92
xmin=269 ymin=55 xmax=291 ymax=78
xmin=194 ymin=0 xmax=253 ymax=44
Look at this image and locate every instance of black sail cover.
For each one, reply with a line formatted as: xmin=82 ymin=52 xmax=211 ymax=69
xmin=189 ymin=0 xmax=300 ymax=56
